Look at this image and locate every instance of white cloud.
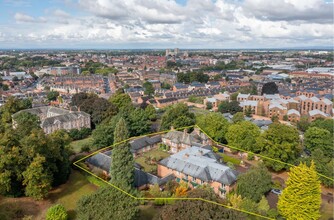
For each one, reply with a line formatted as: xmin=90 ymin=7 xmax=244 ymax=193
xmin=3 ymin=0 xmax=334 ymax=48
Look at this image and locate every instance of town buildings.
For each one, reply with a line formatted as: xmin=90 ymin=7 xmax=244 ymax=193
xmin=12 ymin=106 xmax=91 ymax=134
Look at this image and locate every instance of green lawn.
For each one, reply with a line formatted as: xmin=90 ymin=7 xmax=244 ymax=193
xmin=69 ymin=137 xmax=93 ymax=153
xmin=48 ymin=170 xmax=98 ymax=219
xmin=135 ymin=149 xmax=170 ymax=173
xmin=219 ymin=153 xmax=241 ymax=165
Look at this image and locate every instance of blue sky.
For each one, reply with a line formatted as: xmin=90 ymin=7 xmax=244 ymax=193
xmin=0 ymin=0 xmax=333 ymax=49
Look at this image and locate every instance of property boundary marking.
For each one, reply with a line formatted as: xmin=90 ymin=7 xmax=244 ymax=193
xmin=73 ymin=124 xmax=333 ymax=220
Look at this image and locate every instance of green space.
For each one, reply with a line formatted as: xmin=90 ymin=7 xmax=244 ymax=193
xmin=189 ymin=106 xmax=212 ymax=116
xmin=69 ymin=137 xmax=93 ymax=153
xmin=48 ymin=170 xmax=98 ymax=219
xmin=135 ymin=149 xmax=170 ymax=174
xmin=219 ymin=153 xmax=241 ymax=165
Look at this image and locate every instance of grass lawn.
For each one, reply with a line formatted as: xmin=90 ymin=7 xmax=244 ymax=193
xmin=135 ymin=149 xmax=170 ymax=173
xmin=0 ymin=170 xmax=97 ymax=220
xmin=219 ymin=153 xmax=241 ymax=165
xmin=69 ymin=137 xmax=93 ymax=153
xmin=48 ymin=169 xmax=98 ymax=219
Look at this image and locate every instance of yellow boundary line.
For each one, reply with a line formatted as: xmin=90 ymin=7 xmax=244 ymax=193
xmin=73 ymin=124 xmax=333 ymax=220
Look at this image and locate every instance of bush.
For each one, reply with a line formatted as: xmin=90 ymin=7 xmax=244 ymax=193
xmin=46 ymin=204 xmax=68 ymax=220
xmin=247 ymin=153 xmax=254 ymax=161
xmin=80 ymin=144 xmax=90 ymax=153
xmin=68 ymin=128 xmax=91 ymax=140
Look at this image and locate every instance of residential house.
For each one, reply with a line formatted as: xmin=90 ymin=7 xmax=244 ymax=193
xmin=158 ymin=146 xmax=238 ymax=198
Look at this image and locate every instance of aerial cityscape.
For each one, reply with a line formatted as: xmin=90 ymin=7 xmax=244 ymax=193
xmin=0 ymin=0 xmax=333 ymax=220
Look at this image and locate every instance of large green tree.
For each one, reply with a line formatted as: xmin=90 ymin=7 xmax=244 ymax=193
xmin=304 ymin=127 xmax=333 ymax=157
xmin=155 ymin=188 xmax=244 ymax=220
xmin=226 ymin=121 xmax=260 ymax=152
xmin=218 ymin=101 xmax=243 ymax=115
xmin=196 ymin=112 xmax=230 ymax=144
xmin=143 ymin=81 xmax=155 ymax=96
xmin=256 ymin=123 xmax=301 ymax=171
xmin=76 ymin=186 xmax=139 ymax=220
xmin=12 ymin=112 xmax=40 ymax=138
xmin=160 ymin=103 xmax=195 ymax=130
xmin=22 ymin=155 xmax=52 ymax=200
xmin=110 ymin=118 xmax=135 ymax=191
xmin=278 ymin=162 xmax=321 ymax=220
xmin=236 ymin=163 xmax=272 ymax=202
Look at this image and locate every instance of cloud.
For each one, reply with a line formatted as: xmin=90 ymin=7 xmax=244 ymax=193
xmin=2 ymin=0 xmax=333 ymax=48
xmin=14 ymin=12 xmax=47 ymax=23
xmin=243 ymin=0 xmax=333 ymax=23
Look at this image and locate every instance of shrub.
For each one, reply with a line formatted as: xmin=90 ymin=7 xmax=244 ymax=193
xmin=80 ymin=144 xmax=90 ymax=152
xmin=247 ymin=153 xmax=254 ymax=161
xmin=46 ymin=204 xmax=68 ymax=220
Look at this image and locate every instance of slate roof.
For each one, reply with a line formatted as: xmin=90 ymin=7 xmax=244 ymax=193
xmin=41 ymin=112 xmax=90 ymax=127
xmin=129 ymin=135 xmax=162 ymax=153
xmin=309 ymin=109 xmax=328 ymax=117
xmin=87 ymin=152 xmax=174 ymax=187
xmin=159 ymin=146 xmax=237 ymax=185
xmin=287 ymin=109 xmax=300 ymax=116
xmin=162 ymin=130 xmax=202 ymax=146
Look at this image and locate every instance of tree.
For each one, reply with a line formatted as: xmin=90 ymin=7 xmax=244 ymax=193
xmin=76 ymin=186 xmax=139 ymax=220
xmin=155 ymin=188 xmax=244 ymax=220
xmin=232 ymin=112 xmax=244 ymax=123
xmin=12 ymin=112 xmax=40 ymax=138
xmin=143 ymin=81 xmax=155 ymax=96
xmin=244 ymin=106 xmax=252 ymax=117
xmin=206 ymin=102 xmax=213 ymax=110
xmin=256 ymin=123 xmax=301 ymax=171
xmin=47 ymin=91 xmax=59 ymax=101
xmin=109 ymin=92 xmax=132 ymax=111
xmin=46 ymin=204 xmax=68 ymax=220
xmin=236 ymin=163 xmax=272 ymax=202
xmin=110 ymin=118 xmax=135 ymax=191
xmin=145 ymin=105 xmax=157 ymax=121
xmin=278 ymin=162 xmax=321 ymax=220
xmin=304 ymin=127 xmax=333 ymax=157
xmin=257 ymin=196 xmax=270 ymax=215
xmin=297 ymin=116 xmax=310 ymax=132
xmin=218 ymin=101 xmax=243 ymax=115
xmin=226 ymin=121 xmax=261 ymax=152
xmin=261 ymin=82 xmax=278 ymax=95
xmin=161 ymin=82 xmax=171 ymax=89
xmin=160 ymin=103 xmax=195 ymax=130
xmin=129 ymin=108 xmax=151 ymax=136
xmin=196 ymin=113 xmax=230 ymax=144
xmin=309 ymin=118 xmax=334 ymax=135
xmin=22 ymin=155 xmax=52 ymax=200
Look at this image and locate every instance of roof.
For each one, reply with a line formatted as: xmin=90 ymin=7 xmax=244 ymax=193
xmin=287 ymin=109 xmax=300 ymax=116
xmin=87 ymin=152 xmax=175 ymax=187
xmin=159 ymin=146 xmax=237 ymax=185
xmin=129 ymin=135 xmax=162 ymax=153
xmin=41 ymin=112 xmax=90 ymax=127
xmin=269 ymin=103 xmax=286 ymax=110
xmin=240 ymin=100 xmax=258 ymax=107
xmin=206 ymin=97 xmax=217 ymax=103
xmin=162 ymin=130 xmax=202 ymax=146
xmin=237 ymin=93 xmax=250 ymax=99
xmin=309 ymin=109 xmax=328 ymax=117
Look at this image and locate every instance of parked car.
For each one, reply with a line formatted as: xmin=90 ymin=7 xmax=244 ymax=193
xmin=271 ymin=189 xmax=282 ymax=195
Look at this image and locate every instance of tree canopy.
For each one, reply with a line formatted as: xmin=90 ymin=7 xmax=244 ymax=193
xmin=76 ymin=186 xmax=139 ymax=220
xmin=278 ymin=162 xmax=321 ymax=220
xmin=218 ymin=101 xmax=243 ymax=115
xmin=143 ymin=81 xmax=155 ymax=96
xmin=236 ymin=163 xmax=272 ymax=202
xmin=261 ymin=82 xmax=278 ymax=95
xmin=196 ymin=112 xmax=230 ymax=144
xmin=256 ymin=123 xmax=301 ymax=171
xmin=226 ymin=121 xmax=261 ymax=152
xmin=155 ymin=188 xmax=244 ymax=220
xmin=304 ymin=127 xmax=333 ymax=157
xmin=160 ymin=103 xmax=195 ymax=130
xmin=177 ymin=71 xmax=209 ymax=84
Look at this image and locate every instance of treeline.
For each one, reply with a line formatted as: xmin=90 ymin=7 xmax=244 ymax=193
xmin=177 ymin=71 xmax=209 ymax=84
xmin=81 ymin=61 xmax=118 ymax=75
xmin=0 ymin=97 xmax=71 ymax=199
xmin=0 ymin=56 xmax=62 ymax=70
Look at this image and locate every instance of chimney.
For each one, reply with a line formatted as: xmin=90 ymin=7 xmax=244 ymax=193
xmin=183 ymin=128 xmax=187 ymax=137
xmin=170 ymin=126 xmax=175 ymax=131
xmin=184 ymin=153 xmax=189 ymax=158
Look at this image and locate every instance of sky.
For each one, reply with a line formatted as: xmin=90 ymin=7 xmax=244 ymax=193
xmin=0 ymin=0 xmax=333 ymax=49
